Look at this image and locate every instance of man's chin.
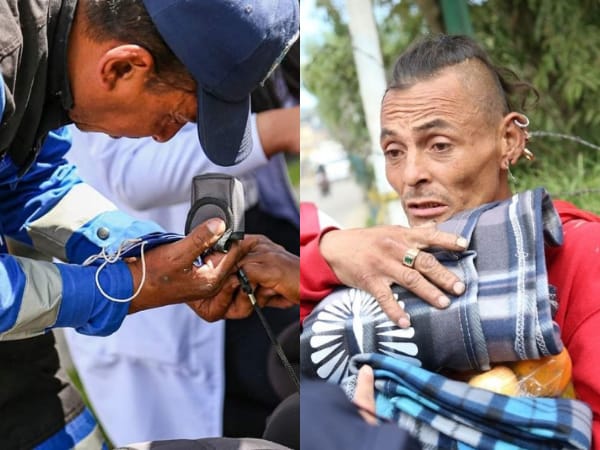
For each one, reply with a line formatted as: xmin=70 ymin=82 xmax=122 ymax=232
xmin=407 ymin=210 xmax=451 ymax=227
xmin=72 ymin=122 xmax=96 ymax=133
xmin=408 ymin=217 xmax=435 ymax=227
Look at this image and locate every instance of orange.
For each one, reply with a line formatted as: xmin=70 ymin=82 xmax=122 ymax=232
xmin=468 ymin=365 xmax=520 ymax=396
xmin=561 ymin=381 xmax=577 ymax=399
xmin=510 ymin=347 xmax=572 ymax=397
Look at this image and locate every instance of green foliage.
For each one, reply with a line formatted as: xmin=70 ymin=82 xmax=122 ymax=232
xmin=287 ymin=155 xmax=300 ymax=187
xmin=303 ymin=30 xmax=370 ymax=154
xmin=511 ymin=138 xmax=600 ymax=212
xmin=303 ymin=0 xmax=600 ymax=213
xmin=68 ymin=368 xmax=114 ymax=447
xmin=470 ymin=0 xmax=600 ymax=212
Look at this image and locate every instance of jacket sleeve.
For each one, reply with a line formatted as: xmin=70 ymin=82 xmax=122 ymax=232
xmin=300 ymin=202 xmax=342 ymax=322
xmin=547 ymin=211 xmax=600 ymax=449
xmin=0 ymin=127 xmax=164 ymax=340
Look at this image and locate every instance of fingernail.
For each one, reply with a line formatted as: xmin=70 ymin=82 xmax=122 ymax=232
xmin=207 ymin=218 xmax=225 ymax=235
xmin=456 ymin=237 xmax=468 ymax=249
xmin=398 ymin=317 xmax=411 ymax=328
xmin=438 ymin=295 xmax=451 ymax=308
xmin=359 ymin=365 xmax=373 ymax=376
xmin=453 ymin=281 xmax=466 ymax=295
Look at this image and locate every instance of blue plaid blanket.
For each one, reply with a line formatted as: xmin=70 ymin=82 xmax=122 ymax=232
xmin=302 ymin=188 xmax=564 ymax=382
xmin=342 ymin=353 xmax=592 ymax=450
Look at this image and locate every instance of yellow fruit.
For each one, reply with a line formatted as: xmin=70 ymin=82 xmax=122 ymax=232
xmin=561 ymin=381 xmax=577 ymax=399
xmin=468 ymin=365 xmax=520 ymax=396
xmin=511 ymin=348 xmax=572 ymax=397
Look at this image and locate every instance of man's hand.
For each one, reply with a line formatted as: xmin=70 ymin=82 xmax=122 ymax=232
xmin=186 ymin=234 xmax=299 ymax=320
xmin=127 ymin=218 xmax=243 ymax=315
xmin=185 ymin=274 xmax=249 ymax=321
xmin=238 ymin=234 xmax=299 ymax=308
xmin=319 ymin=223 xmax=467 ymax=328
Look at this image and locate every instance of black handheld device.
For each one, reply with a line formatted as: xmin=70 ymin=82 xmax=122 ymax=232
xmin=184 ymin=173 xmax=299 ymax=391
xmin=185 ymin=173 xmax=245 ymax=252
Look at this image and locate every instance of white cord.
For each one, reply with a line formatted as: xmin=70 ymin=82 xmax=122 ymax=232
xmin=83 ymin=238 xmax=147 ymax=303
xmin=530 ymin=131 xmax=600 ymax=152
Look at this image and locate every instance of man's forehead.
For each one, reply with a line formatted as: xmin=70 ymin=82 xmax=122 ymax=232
xmin=413 ymin=118 xmax=454 ymax=131
xmin=382 ymin=70 xmax=482 ymax=118
xmin=389 ymin=63 xmax=480 ymax=95
xmin=380 ymin=118 xmax=455 ymax=140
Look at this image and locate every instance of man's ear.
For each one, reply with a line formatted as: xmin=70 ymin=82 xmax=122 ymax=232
xmin=500 ymin=112 xmax=528 ymax=167
xmin=97 ymin=44 xmax=154 ymax=90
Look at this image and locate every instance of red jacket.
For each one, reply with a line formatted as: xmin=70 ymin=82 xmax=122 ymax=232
xmin=300 ymin=200 xmax=600 ymax=448
xmin=546 ymin=200 xmax=600 ymax=449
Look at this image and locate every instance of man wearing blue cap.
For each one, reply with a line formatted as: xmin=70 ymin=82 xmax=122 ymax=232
xmin=0 ymin=0 xmax=298 ymax=448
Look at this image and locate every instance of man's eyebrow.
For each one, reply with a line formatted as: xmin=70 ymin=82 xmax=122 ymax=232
xmin=380 ymin=127 xmax=396 ymax=141
xmin=414 ymin=119 xmax=453 ymax=132
xmin=380 ymin=119 xmax=454 ymax=141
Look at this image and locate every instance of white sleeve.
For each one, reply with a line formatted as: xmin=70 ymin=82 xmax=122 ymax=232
xmin=66 ymin=116 xmax=269 ymax=211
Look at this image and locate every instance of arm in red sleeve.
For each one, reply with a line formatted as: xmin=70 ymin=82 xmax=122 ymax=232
xmin=300 ymin=202 xmax=341 ymax=322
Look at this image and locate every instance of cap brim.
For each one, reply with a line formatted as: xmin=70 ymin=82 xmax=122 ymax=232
xmin=197 ymin=88 xmax=252 ymax=167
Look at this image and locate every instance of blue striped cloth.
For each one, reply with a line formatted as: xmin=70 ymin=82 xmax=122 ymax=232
xmin=34 ymin=406 xmax=108 ymax=450
xmin=302 ymin=188 xmax=565 ymax=382
xmin=342 ymin=353 xmax=592 ymax=450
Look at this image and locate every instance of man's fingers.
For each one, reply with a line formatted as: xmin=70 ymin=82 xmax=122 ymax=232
xmin=365 ymin=279 xmax=411 ymax=329
xmin=187 ymin=295 xmax=229 ymax=322
xmin=253 ymin=287 xmax=296 ymax=309
xmin=186 ymin=275 xmax=237 ymax=321
xmin=413 ymin=226 xmax=468 ymax=251
xmin=412 ymin=251 xmax=466 ymax=299
xmin=177 ymin=218 xmax=226 ymax=266
xmin=223 ymin=293 xmax=254 ymax=319
xmin=395 ymin=260 xmax=456 ymax=310
xmin=353 ymin=365 xmax=378 ymax=425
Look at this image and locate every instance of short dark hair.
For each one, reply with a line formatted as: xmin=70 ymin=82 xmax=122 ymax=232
xmin=81 ymin=0 xmax=195 ymax=93
xmin=388 ymin=34 xmax=538 ymax=112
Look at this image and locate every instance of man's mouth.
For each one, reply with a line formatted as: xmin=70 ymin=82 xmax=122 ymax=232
xmin=405 ymin=200 xmax=449 ymax=220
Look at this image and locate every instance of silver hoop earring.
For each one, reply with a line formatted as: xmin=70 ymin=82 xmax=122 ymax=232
xmin=513 ymin=116 xmax=530 ymax=128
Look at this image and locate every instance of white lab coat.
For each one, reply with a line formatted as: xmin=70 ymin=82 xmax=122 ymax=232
xmin=64 ymin=118 xmax=269 ymax=445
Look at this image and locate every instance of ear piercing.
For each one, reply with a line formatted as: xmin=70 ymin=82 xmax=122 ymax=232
xmin=513 ymin=115 xmax=534 ymax=161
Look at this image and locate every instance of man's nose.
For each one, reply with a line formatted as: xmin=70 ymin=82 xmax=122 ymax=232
xmin=152 ymin=125 xmax=181 ymax=143
xmin=402 ymin=150 xmax=430 ymax=186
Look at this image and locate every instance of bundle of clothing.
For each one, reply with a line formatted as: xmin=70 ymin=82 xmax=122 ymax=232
xmin=301 ymin=188 xmax=592 ymax=449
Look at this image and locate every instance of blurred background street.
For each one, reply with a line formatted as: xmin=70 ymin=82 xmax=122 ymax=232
xmin=301 ymin=172 xmax=369 ymax=229
xmin=299 ymin=0 xmax=600 ymax=224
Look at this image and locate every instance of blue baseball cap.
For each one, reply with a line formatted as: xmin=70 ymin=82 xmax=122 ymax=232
xmin=143 ymin=0 xmax=299 ymax=166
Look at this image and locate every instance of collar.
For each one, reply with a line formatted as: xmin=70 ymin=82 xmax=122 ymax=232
xmin=47 ymin=0 xmax=77 ymax=114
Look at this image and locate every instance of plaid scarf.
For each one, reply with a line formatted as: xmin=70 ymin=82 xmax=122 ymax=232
xmin=342 ymin=353 xmax=591 ymax=450
xmin=301 ymin=188 xmax=565 ymax=382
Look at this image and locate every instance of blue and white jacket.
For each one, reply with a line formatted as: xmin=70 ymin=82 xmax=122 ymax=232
xmin=0 ymin=125 xmax=162 ymax=340
xmin=0 ymin=1 xmax=166 ymax=340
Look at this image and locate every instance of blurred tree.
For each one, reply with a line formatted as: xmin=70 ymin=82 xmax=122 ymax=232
xmin=469 ymin=0 xmax=600 ymax=209
xmin=302 ymin=0 xmax=600 ymax=210
xmin=303 ymin=1 xmax=368 ymax=157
